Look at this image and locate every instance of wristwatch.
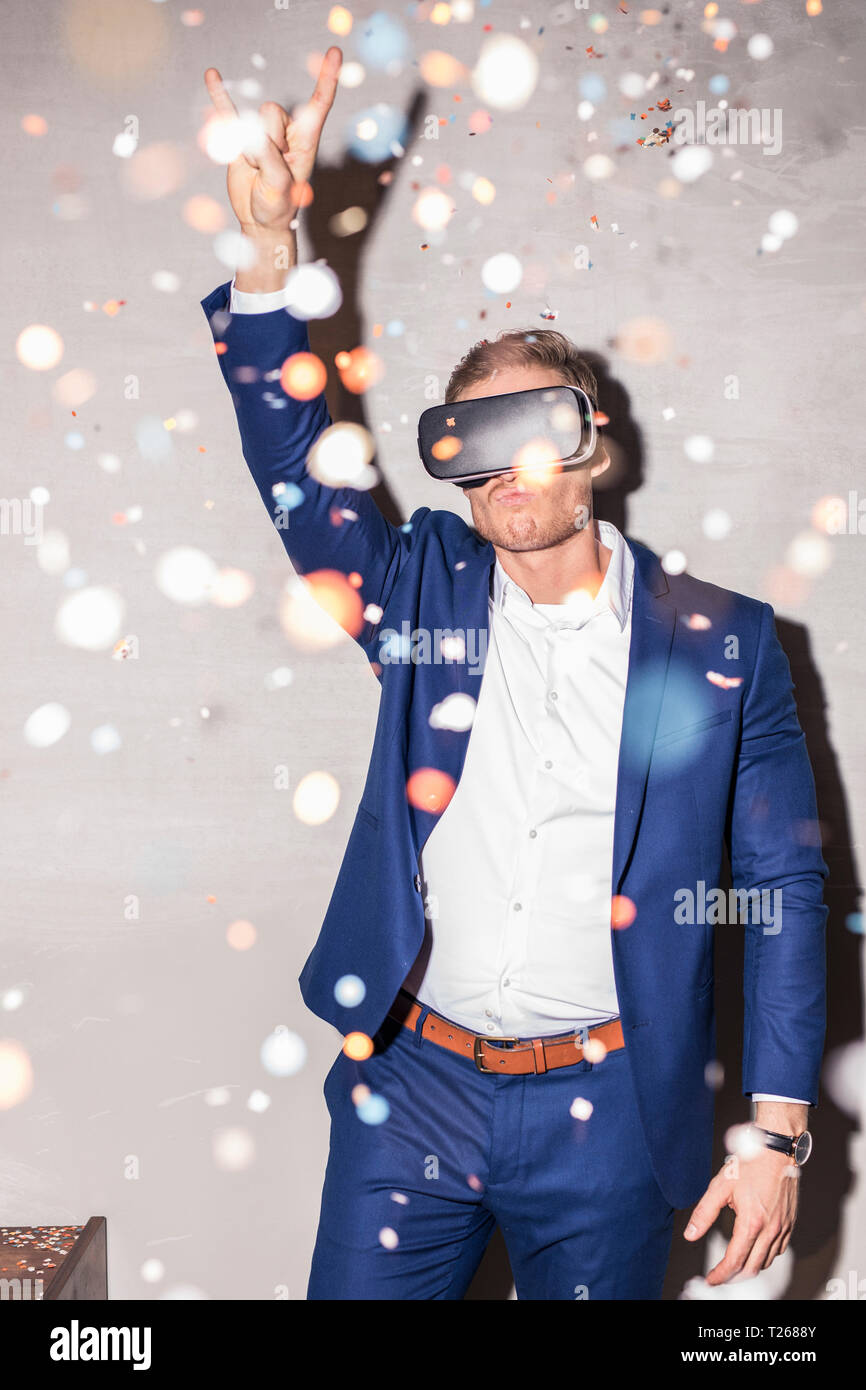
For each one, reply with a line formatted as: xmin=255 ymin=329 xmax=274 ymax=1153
xmin=754 ymin=1126 xmax=813 ymax=1166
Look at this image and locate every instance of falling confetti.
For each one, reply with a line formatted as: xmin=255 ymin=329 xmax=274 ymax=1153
xmin=306 ymin=422 xmax=377 ymax=488
xmin=429 ymin=693 xmax=477 ymax=732
xmin=471 ymin=33 xmax=539 ymax=112
xmin=16 ymin=324 xmax=64 ymax=370
xmin=343 ymin=1031 xmax=374 ymax=1061
xmin=610 ymin=895 xmax=637 ymax=929
xmin=260 ymin=1028 xmax=307 ymax=1078
xmin=334 ymin=975 xmax=367 ymax=1007
xmin=283 ymin=263 xmax=343 ymax=320
xmin=227 ymin=919 xmax=257 ymax=951
xmin=481 ymin=252 xmax=522 ymax=294
xmin=406 ymin=768 xmax=457 ymax=815
xmin=24 ymin=703 xmax=71 ymax=749
xmin=293 ymin=770 xmax=341 ymax=826
xmin=281 ymin=352 xmax=327 ymax=401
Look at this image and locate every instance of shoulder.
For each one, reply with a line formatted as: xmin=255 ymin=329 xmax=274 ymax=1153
xmin=404 ymin=504 xmax=488 ymax=554
xmin=626 ymin=534 xmax=768 ymax=630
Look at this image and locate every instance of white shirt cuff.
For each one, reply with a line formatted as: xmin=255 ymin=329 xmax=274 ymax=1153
xmin=751 ymin=1094 xmax=811 ymax=1105
xmin=229 ymin=275 xmax=294 ymax=314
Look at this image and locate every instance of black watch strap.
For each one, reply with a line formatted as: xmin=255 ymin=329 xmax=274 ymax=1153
xmin=754 ymin=1126 xmax=813 ymax=1165
xmin=756 ymin=1127 xmax=795 ymax=1155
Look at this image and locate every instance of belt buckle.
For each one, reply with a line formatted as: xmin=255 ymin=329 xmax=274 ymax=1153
xmin=473 ymin=1034 xmax=520 ymax=1073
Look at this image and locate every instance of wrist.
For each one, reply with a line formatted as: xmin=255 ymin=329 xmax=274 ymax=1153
xmin=234 ymin=226 xmax=297 ymax=293
xmin=754 ymin=1100 xmax=808 ymax=1135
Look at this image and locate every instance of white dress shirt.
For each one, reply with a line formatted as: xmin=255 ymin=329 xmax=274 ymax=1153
xmin=228 ymin=276 xmax=806 ymax=1104
xmin=403 ymin=521 xmax=632 ymax=1036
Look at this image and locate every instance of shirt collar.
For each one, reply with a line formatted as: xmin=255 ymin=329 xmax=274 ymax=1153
xmin=490 ymin=520 xmax=633 ymax=632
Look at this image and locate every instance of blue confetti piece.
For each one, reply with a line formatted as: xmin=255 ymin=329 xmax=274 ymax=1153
xmin=356 ymin=1093 xmax=390 ymax=1125
xmin=272 ymin=482 xmax=305 ymax=512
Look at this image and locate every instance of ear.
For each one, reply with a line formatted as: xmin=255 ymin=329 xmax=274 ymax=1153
xmin=590 ymin=445 xmax=611 ymax=480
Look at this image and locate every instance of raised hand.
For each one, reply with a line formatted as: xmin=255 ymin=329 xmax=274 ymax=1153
xmin=203 ymin=47 xmax=343 ymax=237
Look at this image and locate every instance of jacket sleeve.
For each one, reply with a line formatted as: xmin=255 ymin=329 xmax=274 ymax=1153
xmin=728 ymin=600 xmax=828 ymax=1105
xmin=200 ymin=279 xmax=424 ymax=641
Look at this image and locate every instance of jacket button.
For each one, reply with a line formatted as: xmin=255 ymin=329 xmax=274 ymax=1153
xmin=413 ymin=874 xmax=422 ymax=892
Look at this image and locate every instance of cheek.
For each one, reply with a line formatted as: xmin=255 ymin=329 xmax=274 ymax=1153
xmin=466 ymin=495 xmax=487 ymax=525
xmin=539 ymin=476 xmax=586 ymax=515
xmin=560 ymin=475 xmax=593 ymax=517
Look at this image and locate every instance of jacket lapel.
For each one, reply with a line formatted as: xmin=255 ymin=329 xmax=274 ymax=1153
xmin=611 ymin=540 xmax=677 ymax=891
xmin=405 ymin=526 xmax=494 ymax=853
xmin=420 ymin=527 xmax=677 ymax=891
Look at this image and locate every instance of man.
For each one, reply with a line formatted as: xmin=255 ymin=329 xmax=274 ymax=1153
xmin=201 ymin=50 xmax=827 ymax=1300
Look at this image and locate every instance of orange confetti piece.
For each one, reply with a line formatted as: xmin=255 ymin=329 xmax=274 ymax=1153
xmin=281 ymin=351 xmax=327 ymax=400
xmin=406 ymin=768 xmax=456 ymax=815
xmin=336 ymin=345 xmax=384 ymax=394
xmin=432 ymin=435 xmax=462 ymax=461
xmin=343 ymin=1032 xmax=374 ymax=1060
xmin=706 ymin=670 xmax=743 ymax=690
xmin=303 ymin=569 xmax=365 ymax=637
xmin=611 ymin=895 xmax=637 ymax=929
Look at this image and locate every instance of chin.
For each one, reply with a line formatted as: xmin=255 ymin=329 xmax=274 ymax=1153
xmin=486 ymin=518 xmax=544 ymax=550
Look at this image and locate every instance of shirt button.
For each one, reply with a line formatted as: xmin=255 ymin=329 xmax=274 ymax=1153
xmin=503 ymin=978 xmax=511 ymax=987
xmin=486 ymin=1023 xmax=496 ymax=1032
xmin=485 ymin=1008 xmax=493 ymax=1018
xmin=513 ymin=902 xmax=522 ymax=912
xmin=529 ymin=828 xmax=537 ymax=839
xmin=549 ymin=691 xmax=558 ymax=701
xmin=544 ymin=760 xmax=553 ymax=770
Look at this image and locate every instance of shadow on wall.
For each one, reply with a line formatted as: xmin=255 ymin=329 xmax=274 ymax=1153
xmin=303 ymin=86 xmax=429 ymax=528
xmin=292 ymin=79 xmax=862 ymax=1302
xmin=697 ymin=620 xmax=863 ymax=1304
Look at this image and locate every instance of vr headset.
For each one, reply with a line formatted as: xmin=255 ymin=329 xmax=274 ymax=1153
xmin=417 ymin=385 xmax=597 ymax=489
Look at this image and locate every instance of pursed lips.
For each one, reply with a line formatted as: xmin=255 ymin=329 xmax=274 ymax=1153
xmin=493 ymin=484 xmax=537 ymax=505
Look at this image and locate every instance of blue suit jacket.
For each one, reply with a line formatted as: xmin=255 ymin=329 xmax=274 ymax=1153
xmin=202 ymin=280 xmax=827 ymax=1209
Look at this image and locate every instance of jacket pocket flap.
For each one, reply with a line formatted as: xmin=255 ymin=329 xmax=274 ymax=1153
xmin=654 ymin=708 xmax=733 ymax=749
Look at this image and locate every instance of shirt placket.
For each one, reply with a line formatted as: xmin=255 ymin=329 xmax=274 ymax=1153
xmin=495 ymin=603 xmax=562 ymax=1035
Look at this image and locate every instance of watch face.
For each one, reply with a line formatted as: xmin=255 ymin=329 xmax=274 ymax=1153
xmin=794 ymin=1131 xmax=813 ymax=1166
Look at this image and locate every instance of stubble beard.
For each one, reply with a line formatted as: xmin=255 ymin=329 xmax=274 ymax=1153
xmin=471 ymin=502 xmax=591 ymax=554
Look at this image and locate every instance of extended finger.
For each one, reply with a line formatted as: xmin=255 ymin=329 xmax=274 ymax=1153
xmin=310 ymin=45 xmax=342 ymax=115
xmin=705 ymin=1215 xmax=759 ymax=1285
xmin=204 ymin=67 xmax=239 ymax=119
xmin=740 ymin=1230 xmax=777 ymax=1281
xmin=288 ymin=52 xmax=342 ymax=157
xmin=761 ymin=1229 xmax=787 ymax=1270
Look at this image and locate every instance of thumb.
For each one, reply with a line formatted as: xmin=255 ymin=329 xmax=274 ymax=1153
xmin=684 ymin=1181 xmax=728 ymax=1240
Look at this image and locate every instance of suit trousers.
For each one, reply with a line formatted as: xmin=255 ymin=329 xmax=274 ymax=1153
xmin=307 ymin=1003 xmax=677 ymax=1300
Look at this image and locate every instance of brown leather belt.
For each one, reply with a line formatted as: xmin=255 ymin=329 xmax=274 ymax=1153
xmin=387 ymin=994 xmax=625 ymax=1075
